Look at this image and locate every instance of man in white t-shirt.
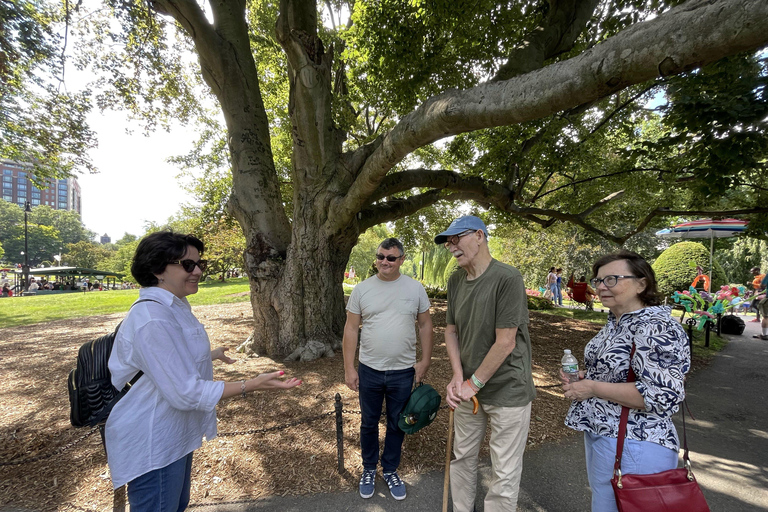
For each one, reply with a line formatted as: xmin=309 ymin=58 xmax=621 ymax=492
xmin=343 ymin=237 xmax=433 ymax=502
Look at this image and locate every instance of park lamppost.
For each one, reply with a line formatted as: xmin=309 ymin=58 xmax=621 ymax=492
xmin=23 ymin=201 xmax=32 ymax=292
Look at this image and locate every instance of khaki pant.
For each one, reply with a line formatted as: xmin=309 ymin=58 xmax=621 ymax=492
xmin=450 ymin=400 xmax=532 ymax=512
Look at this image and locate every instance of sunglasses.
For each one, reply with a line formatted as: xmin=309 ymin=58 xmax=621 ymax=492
xmin=169 ymin=259 xmax=208 ymax=273
xmin=376 ymin=254 xmax=402 ymax=262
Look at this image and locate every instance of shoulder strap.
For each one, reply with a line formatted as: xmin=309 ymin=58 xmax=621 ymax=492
xmin=613 ymin=344 xmax=636 ymax=473
xmin=89 ymin=299 xmax=162 ymax=426
xmin=113 ymin=298 xmax=163 ymax=385
xmin=614 ymin=344 xmax=691 ymax=475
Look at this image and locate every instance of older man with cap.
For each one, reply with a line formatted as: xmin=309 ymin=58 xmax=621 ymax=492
xmin=435 ymin=215 xmax=535 ymax=512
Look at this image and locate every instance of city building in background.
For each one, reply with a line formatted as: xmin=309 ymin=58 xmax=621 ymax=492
xmin=1 ymin=160 xmax=82 ymax=214
xmin=100 ymin=233 xmax=111 ymax=244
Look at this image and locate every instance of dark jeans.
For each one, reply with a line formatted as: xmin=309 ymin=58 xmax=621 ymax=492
xmin=127 ymin=452 xmax=193 ymax=512
xmin=358 ymin=363 xmax=415 ymax=473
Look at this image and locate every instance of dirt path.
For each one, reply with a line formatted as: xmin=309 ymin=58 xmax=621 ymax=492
xmin=0 ymin=301 xmax=604 ymax=511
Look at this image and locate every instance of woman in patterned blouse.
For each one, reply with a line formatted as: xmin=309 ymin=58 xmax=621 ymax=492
xmin=561 ymin=250 xmax=690 ymax=512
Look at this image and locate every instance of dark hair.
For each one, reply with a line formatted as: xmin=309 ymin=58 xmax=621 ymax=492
xmin=591 ymin=250 xmax=660 ymax=306
xmin=131 ymin=231 xmax=205 ymax=287
xmin=556 ymin=268 xmax=562 ymax=272
xmin=379 ymin=237 xmax=404 ymax=257
xmin=579 ymin=276 xmax=586 ymax=282
xmin=752 ymin=266 xmax=761 ymax=273
xmin=549 ymin=266 xmax=555 ymax=272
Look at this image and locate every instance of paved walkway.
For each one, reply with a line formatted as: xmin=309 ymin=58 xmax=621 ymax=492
xmin=191 ymin=313 xmax=768 ymax=511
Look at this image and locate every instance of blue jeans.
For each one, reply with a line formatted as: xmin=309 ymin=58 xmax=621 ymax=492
xmin=358 ymin=363 xmax=414 ymax=473
xmin=127 ymin=452 xmax=194 ymax=512
xmin=556 ymin=283 xmax=563 ymax=305
xmin=584 ymin=431 xmax=678 ymax=512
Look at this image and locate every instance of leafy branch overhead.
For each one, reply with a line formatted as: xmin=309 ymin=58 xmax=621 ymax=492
xmin=43 ymin=0 xmax=768 ymax=358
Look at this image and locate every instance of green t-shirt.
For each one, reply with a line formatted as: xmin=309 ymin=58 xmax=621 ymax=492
xmin=446 ymin=259 xmax=536 ymax=407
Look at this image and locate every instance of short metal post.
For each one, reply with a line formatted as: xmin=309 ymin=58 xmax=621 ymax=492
xmin=335 ymin=392 xmax=344 ymax=474
xmin=685 ymin=318 xmax=696 ymax=353
xmin=705 ymin=319 xmax=711 ymax=347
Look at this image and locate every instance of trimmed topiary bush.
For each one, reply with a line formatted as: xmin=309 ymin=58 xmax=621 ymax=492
xmin=652 ymin=241 xmax=727 ymax=298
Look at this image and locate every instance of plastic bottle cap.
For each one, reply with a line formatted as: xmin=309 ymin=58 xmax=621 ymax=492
xmin=564 ymin=349 xmax=571 ymax=354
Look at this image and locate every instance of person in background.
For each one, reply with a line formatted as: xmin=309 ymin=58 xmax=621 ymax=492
xmin=562 ymin=250 xmax=689 ymax=512
xmin=28 ymin=278 xmax=39 ymax=292
xmin=106 ymin=231 xmax=302 ymax=511
xmin=546 ymin=266 xmax=557 ymax=302
xmin=343 ymin=237 xmax=433 ymax=501
xmin=750 ymin=267 xmax=765 ymax=322
xmin=436 ymin=216 xmax=535 ymax=512
xmin=754 ymin=272 xmax=768 ymax=340
xmin=555 ymin=268 xmax=564 ymax=306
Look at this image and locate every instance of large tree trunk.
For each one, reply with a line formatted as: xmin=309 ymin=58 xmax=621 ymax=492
xmin=150 ymin=0 xmax=768 ymax=361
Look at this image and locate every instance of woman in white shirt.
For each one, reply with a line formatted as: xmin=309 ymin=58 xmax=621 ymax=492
xmin=106 ymin=231 xmax=302 ymax=511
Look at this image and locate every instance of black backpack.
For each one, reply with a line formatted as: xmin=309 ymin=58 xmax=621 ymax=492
xmin=68 ymin=299 xmax=159 ymax=427
xmin=719 ymin=314 xmax=745 ymax=335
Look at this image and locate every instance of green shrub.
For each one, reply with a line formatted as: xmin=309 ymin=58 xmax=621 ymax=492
xmin=528 ymin=295 xmax=555 ymax=310
xmin=423 ymin=285 xmax=447 ymax=299
xmin=652 ymin=242 xmax=727 ymax=298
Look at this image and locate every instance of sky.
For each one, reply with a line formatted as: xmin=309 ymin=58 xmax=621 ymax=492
xmin=76 ymin=110 xmax=198 ymax=241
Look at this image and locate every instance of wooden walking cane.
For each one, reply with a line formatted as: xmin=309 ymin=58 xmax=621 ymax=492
xmin=443 ymin=396 xmax=479 ymax=512
xmin=442 ymin=407 xmax=455 ymax=512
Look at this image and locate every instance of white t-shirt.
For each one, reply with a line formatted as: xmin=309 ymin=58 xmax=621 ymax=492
xmin=346 ymin=274 xmax=430 ymax=371
xmin=105 ymin=287 xmax=224 ymax=488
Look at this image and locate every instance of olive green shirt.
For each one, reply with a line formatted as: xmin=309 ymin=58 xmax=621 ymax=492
xmin=446 ymin=259 xmax=536 ymax=407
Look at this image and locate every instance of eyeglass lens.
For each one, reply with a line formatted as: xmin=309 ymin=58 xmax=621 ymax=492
xmin=591 ymin=276 xmax=618 ymax=287
xmin=376 ymin=254 xmax=400 ymax=262
xmin=178 ymin=259 xmax=208 ymax=272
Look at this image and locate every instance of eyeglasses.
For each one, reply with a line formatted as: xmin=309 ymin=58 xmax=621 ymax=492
xmin=169 ymin=259 xmax=208 ymax=273
xmin=590 ymin=275 xmax=638 ymax=288
xmin=444 ymin=230 xmax=478 ymax=247
xmin=376 ymin=254 xmax=402 ymax=262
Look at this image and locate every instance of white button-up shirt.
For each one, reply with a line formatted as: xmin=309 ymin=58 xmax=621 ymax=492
xmin=105 ymin=287 xmax=225 ymax=488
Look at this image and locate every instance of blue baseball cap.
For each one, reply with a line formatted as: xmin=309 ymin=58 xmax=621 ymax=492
xmin=434 ymin=215 xmax=488 ymax=244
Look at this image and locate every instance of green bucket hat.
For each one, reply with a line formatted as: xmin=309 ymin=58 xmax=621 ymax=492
xmin=398 ymin=382 xmax=442 ymax=434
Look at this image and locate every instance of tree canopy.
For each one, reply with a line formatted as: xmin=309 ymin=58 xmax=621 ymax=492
xmin=0 ymin=0 xmax=97 ymax=178
xmin=37 ymin=0 xmax=768 ymax=359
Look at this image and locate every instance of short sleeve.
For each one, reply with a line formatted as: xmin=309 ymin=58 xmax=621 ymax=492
xmin=417 ymin=283 xmax=431 ymax=313
xmin=347 ymin=285 xmax=362 ymax=314
xmin=495 ymin=270 xmax=528 ymax=329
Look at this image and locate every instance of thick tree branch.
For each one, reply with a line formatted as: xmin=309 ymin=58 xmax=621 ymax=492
xmin=537 ymin=167 xmax=676 ymax=200
xmin=362 ymin=169 xmax=768 ymax=245
xmin=330 ymin=0 xmax=768 ymax=231
xmin=493 ymin=0 xmax=600 ymax=81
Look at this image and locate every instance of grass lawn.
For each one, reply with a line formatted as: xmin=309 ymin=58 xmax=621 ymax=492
xmin=0 ymin=277 xmax=251 ymax=328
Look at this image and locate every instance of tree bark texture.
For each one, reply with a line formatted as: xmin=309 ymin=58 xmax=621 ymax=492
xmin=151 ymin=0 xmax=768 ymax=360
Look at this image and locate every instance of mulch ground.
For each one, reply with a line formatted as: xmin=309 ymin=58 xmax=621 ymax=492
xmin=0 ymin=300 xmax=707 ymax=511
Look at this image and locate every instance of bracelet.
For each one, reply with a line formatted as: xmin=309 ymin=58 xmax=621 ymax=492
xmin=466 ymin=378 xmax=479 ymax=393
xmin=240 ymin=380 xmax=247 ymax=398
xmin=471 ymin=373 xmax=485 ymax=389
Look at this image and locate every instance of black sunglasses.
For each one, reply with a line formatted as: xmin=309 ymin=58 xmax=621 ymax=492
xmin=168 ymin=259 xmax=208 ymax=273
xmin=376 ymin=254 xmax=402 ymax=262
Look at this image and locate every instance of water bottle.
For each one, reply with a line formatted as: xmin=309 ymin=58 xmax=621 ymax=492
xmin=561 ymin=349 xmax=579 ymax=383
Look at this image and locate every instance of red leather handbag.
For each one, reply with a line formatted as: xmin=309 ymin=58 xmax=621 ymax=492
xmin=610 ymin=347 xmax=710 ymax=512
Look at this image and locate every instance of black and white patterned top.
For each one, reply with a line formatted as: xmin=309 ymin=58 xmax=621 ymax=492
xmin=564 ymin=305 xmax=690 ymax=450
